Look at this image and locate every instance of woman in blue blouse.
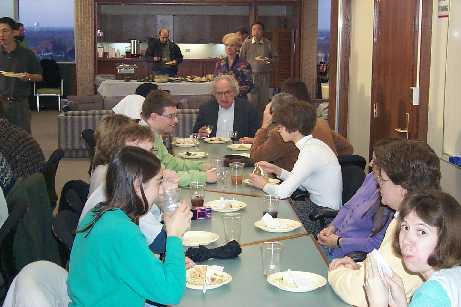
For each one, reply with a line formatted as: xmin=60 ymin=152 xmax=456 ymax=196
xmin=68 ymin=146 xmax=192 ymax=307
xmin=364 ymin=190 xmax=461 ymax=307
xmin=214 ymin=33 xmax=253 ymax=98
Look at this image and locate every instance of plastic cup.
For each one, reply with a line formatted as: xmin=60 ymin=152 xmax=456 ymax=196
xmin=263 ymin=194 xmax=280 ymax=218
xmin=222 ymin=212 xmax=242 ymax=242
xmin=260 ymin=241 xmax=283 ymax=276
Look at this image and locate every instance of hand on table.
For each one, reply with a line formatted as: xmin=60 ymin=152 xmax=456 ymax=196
xmin=206 ymin=168 xmax=217 ymax=183
xmin=329 ymin=256 xmax=360 ymax=271
xmin=318 ymin=232 xmax=340 ymax=248
xmin=249 ymin=174 xmax=268 ymax=189
xmin=239 ymin=137 xmax=254 ymax=144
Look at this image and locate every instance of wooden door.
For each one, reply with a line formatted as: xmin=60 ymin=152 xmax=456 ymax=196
xmin=369 ymin=0 xmax=431 ymax=153
xmin=271 ymin=29 xmax=295 ymax=88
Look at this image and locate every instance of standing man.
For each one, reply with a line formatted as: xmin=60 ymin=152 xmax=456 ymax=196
xmin=145 ymin=28 xmax=183 ymax=76
xmin=240 ymin=21 xmax=277 ymax=115
xmin=0 ymin=17 xmax=42 ymax=133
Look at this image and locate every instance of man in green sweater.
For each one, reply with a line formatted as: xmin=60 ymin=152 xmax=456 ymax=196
xmin=141 ymin=90 xmax=217 ymax=187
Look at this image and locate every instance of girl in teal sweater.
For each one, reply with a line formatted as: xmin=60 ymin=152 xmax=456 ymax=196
xmin=68 ymin=146 xmax=192 ymax=307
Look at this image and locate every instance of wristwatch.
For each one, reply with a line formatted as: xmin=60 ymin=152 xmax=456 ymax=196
xmin=336 ymin=236 xmax=342 ymax=247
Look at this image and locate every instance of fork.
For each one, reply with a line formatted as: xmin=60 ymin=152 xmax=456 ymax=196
xmin=202 ymin=266 xmax=208 ymax=294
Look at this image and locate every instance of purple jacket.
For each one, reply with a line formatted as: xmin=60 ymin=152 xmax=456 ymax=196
xmin=329 ymin=173 xmax=393 ymax=258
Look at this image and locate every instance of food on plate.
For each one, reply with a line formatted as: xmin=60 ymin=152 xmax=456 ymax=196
xmin=188 ymin=266 xmax=227 ymax=286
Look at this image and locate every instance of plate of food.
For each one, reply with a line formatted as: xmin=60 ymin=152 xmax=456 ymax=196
xmin=177 ymin=151 xmax=207 ymax=159
xmin=173 ymin=138 xmax=198 ymax=147
xmin=267 ymin=271 xmax=327 ymax=292
xmin=186 ymin=265 xmax=232 ymax=290
xmin=227 ymin=144 xmax=252 ymax=151
xmin=204 ymin=137 xmax=230 ymax=144
xmin=254 ymin=218 xmax=302 ymax=233
xmin=205 ymin=198 xmax=247 ymax=213
xmin=243 ymin=178 xmax=280 ymax=185
xmin=183 ymin=231 xmax=219 ymax=247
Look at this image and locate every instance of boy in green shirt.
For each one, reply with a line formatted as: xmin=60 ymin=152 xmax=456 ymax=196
xmin=141 ymin=90 xmax=216 ymax=187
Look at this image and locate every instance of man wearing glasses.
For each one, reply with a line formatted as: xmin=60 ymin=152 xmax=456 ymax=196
xmin=193 ymin=74 xmax=260 ymax=140
xmin=141 ymin=90 xmax=216 ymax=187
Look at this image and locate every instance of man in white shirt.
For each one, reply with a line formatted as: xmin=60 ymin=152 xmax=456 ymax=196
xmin=112 ymin=83 xmax=158 ymax=120
xmin=250 ymin=100 xmax=342 ymax=210
xmin=193 ymin=74 xmax=260 ymax=139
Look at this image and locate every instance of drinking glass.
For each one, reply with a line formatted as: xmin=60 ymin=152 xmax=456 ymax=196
xmin=205 ymin=125 xmax=214 ymax=137
xmin=190 ymin=133 xmax=200 ymax=147
xmin=222 ymin=213 xmax=242 ymax=242
xmin=161 ymin=187 xmax=181 ymax=213
xmin=263 ymin=194 xmax=280 ymax=218
xmin=260 ymin=241 xmax=283 ymax=276
xmin=230 ymin=131 xmax=239 ymax=144
xmin=189 ymin=180 xmax=205 ymax=208
xmin=229 ymin=161 xmax=244 ymax=185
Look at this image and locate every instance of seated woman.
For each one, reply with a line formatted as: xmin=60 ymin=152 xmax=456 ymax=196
xmin=249 ymin=93 xmax=342 ymax=171
xmin=328 ymin=140 xmax=441 ymax=307
xmin=250 ymin=100 xmax=342 ymax=210
xmin=214 ymin=33 xmax=253 ymax=98
xmin=89 ymin=114 xmax=137 ymax=194
xmin=280 ymin=79 xmax=353 ymax=156
xmin=68 ymin=146 xmax=192 ymax=307
xmin=317 ymin=139 xmax=396 ymax=260
xmin=365 ymin=190 xmax=461 ymax=307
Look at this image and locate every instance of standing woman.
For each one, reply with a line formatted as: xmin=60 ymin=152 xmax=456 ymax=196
xmin=365 ymin=190 xmax=461 ymax=307
xmin=214 ymin=33 xmax=253 ymax=98
xmin=68 ymin=146 xmax=192 ymax=307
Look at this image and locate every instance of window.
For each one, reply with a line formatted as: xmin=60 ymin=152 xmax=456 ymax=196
xmin=18 ymin=0 xmax=75 ymax=62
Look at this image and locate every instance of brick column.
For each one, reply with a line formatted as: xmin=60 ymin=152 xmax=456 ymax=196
xmin=75 ymin=0 xmax=95 ymax=95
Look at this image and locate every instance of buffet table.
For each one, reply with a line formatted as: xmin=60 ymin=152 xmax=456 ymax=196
xmin=97 ymin=79 xmax=213 ymax=97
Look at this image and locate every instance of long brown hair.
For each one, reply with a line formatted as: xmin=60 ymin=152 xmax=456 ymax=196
xmin=79 ymin=146 xmax=161 ymax=234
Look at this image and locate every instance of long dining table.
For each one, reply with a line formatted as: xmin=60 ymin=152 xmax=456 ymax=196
xmin=172 ymin=139 xmax=348 ymax=306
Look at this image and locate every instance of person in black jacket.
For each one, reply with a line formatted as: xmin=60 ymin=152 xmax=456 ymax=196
xmin=193 ymin=75 xmax=260 ymax=139
xmin=145 ymin=28 xmax=183 ymax=76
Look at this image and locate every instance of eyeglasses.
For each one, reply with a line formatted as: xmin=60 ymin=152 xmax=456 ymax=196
xmin=161 ymin=113 xmax=177 ymax=120
xmin=215 ymin=90 xmax=233 ymax=97
xmin=377 ymin=175 xmax=391 ymax=185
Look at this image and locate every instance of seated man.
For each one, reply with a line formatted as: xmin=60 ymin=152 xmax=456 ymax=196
xmin=250 ymin=100 xmax=342 ymax=210
xmin=0 ymin=117 xmax=45 ymax=195
xmin=141 ymin=90 xmax=216 ymax=187
xmin=112 ymin=83 xmax=158 ymax=120
xmin=328 ymin=140 xmax=441 ymax=306
xmin=193 ymin=75 xmax=260 ymax=138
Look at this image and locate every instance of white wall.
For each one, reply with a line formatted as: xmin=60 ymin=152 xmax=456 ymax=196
xmin=347 ymin=0 xmax=373 ymax=159
xmin=427 ymin=0 xmax=461 ymax=201
xmin=347 ymin=0 xmax=461 ymax=202
xmin=0 ymin=0 xmax=16 ymax=18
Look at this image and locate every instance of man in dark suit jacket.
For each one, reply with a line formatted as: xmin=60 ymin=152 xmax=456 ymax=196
xmin=193 ymin=75 xmax=260 ymax=139
xmin=145 ymin=28 xmax=183 ymax=76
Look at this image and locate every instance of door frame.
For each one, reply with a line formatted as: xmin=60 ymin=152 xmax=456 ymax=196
xmin=329 ymin=0 xmax=432 ymax=144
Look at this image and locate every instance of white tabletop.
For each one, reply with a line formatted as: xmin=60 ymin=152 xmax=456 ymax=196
xmin=97 ymin=80 xmax=213 ymax=97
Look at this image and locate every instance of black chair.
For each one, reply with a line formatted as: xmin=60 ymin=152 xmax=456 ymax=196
xmin=0 ymin=201 xmax=28 ymax=300
xmin=81 ymin=129 xmax=96 ymax=175
xmin=309 ymin=155 xmax=367 ymax=227
xmin=33 ymin=59 xmax=64 ymax=111
xmin=41 ymin=149 xmax=65 ymax=209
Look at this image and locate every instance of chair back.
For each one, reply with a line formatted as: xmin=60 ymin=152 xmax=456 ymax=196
xmin=338 ymin=155 xmax=366 ymax=204
xmin=38 ymin=59 xmax=62 ymax=88
xmin=2 ymin=261 xmax=69 ymax=307
xmin=42 ymin=149 xmax=65 ymax=208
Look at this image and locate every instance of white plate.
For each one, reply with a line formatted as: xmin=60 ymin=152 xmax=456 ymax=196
xmin=227 ymin=144 xmax=252 ymax=151
xmin=254 ymin=219 xmax=302 ymax=233
xmin=205 ymin=199 xmax=247 ymax=212
xmin=186 ymin=265 xmax=232 ymax=290
xmin=267 ymin=271 xmax=327 ymax=292
xmin=229 ymin=153 xmax=250 ymax=158
xmin=204 ymin=137 xmax=230 ymax=144
xmin=243 ymin=178 xmax=280 ymax=185
xmin=177 ymin=151 xmax=208 ymax=159
xmin=183 ymin=231 xmax=219 ymax=247
xmin=173 ymin=138 xmax=198 ymax=148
